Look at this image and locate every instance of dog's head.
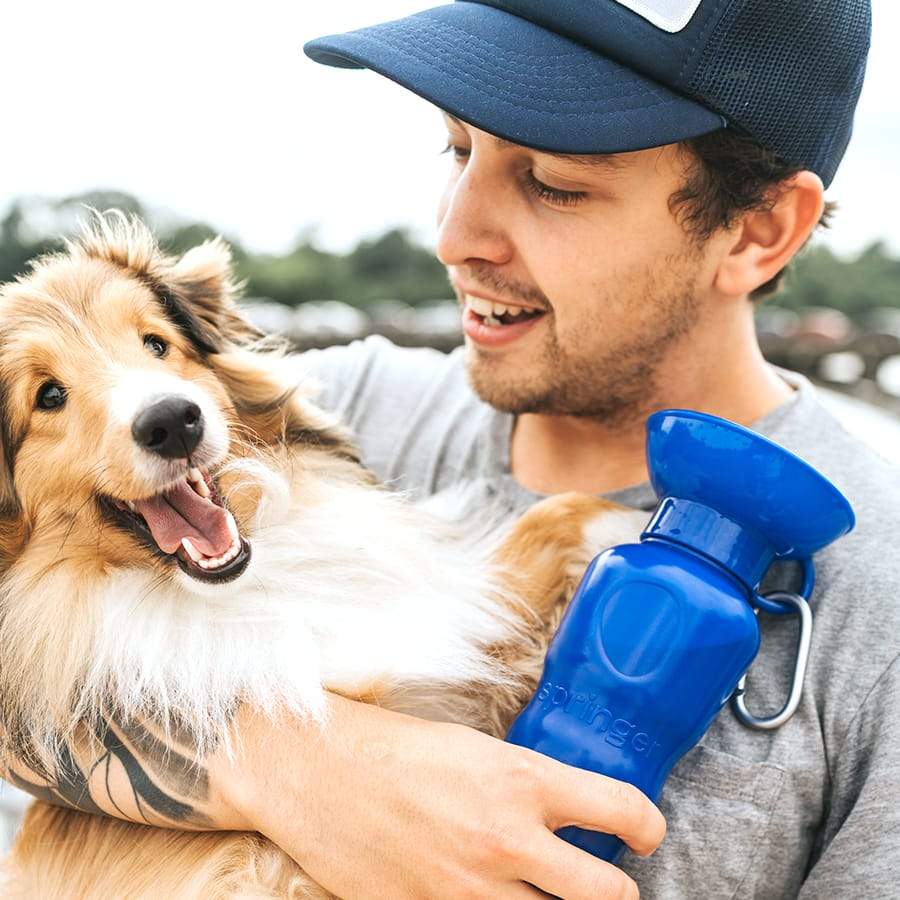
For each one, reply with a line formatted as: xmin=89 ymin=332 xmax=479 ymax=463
xmin=0 ymin=212 xmax=363 ymax=589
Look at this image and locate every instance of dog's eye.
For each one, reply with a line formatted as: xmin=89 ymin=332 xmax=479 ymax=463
xmin=36 ymin=382 xmax=67 ymax=411
xmin=143 ymin=334 xmax=169 ymax=358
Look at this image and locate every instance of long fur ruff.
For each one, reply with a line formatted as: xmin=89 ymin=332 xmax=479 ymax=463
xmin=0 ymin=466 xmax=532 ymax=762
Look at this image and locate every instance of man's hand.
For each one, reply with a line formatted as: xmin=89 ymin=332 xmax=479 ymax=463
xmin=222 ymin=693 xmax=666 ymax=900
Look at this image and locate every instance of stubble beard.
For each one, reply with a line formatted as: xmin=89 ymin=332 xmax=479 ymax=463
xmin=465 ymin=255 xmax=703 ymax=428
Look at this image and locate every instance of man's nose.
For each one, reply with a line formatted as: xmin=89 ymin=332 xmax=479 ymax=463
xmin=132 ymin=396 xmax=204 ymax=459
xmin=435 ymin=160 xmax=513 ymax=269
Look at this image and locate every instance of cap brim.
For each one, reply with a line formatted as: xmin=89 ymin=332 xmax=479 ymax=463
xmin=304 ymin=3 xmax=725 ymax=155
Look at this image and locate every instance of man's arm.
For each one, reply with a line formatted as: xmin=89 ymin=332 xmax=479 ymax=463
xmin=4 ymin=693 xmax=665 ymax=900
xmin=798 ymin=654 xmax=900 ymax=896
xmin=3 ymin=709 xmax=219 ymax=830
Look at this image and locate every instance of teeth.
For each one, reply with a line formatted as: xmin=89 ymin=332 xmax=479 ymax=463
xmin=196 ymin=537 xmax=241 ymax=570
xmin=182 ymin=514 xmax=242 ymax=572
xmin=125 ymin=500 xmax=136 ymax=512
xmin=465 ymin=294 xmax=538 ymax=322
xmin=467 ymin=296 xmax=494 ymax=316
xmin=188 ymin=468 xmax=211 ymax=498
xmin=181 ymin=537 xmax=205 ymax=563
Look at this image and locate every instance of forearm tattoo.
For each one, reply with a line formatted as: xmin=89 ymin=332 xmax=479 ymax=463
xmin=4 ymin=710 xmax=218 ymax=829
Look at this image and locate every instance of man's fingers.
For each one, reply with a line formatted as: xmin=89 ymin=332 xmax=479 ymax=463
xmin=540 ymin=762 xmax=666 ymax=857
xmin=523 ymin=830 xmax=640 ymax=900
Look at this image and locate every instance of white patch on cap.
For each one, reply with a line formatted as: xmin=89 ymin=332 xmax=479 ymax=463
xmin=610 ymin=0 xmax=704 ymax=33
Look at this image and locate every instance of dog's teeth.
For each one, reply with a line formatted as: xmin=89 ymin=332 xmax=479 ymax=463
xmin=186 ymin=532 xmax=241 ymax=572
xmin=226 ymin=512 xmax=239 ymax=543
xmin=126 ymin=500 xmax=136 ymax=512
xmin=181 ymin=538 xmax=205 ymax=564
xmin=188 ymin=469 xmax=211 ymax=498
xmin=200 ymin=551 xmax=229 ymax=570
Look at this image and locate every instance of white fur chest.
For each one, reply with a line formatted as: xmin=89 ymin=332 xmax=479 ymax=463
xmin=51 ymin=472 xmax=521 ymax=749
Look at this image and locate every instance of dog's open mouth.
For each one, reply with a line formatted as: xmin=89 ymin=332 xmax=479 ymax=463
xmin=103 ymin=468 xmax=251 ymax=583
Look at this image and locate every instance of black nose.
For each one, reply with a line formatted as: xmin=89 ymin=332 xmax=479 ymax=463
xmin=132 ymin=397 xmax=204 ymax=459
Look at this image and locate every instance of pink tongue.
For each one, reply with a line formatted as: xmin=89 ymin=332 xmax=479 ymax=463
xmin=134 ymin=480 xmax=233 ymax=557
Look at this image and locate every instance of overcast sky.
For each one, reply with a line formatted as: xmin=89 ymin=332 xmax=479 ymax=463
xmin=2 ymin=1 xmax=897 ymax=257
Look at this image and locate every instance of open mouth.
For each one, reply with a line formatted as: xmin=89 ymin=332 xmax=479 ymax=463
xmin=464 ymin=294 xmax=546 ymax=328
xmin=461 ymin=294 xmax=547 ymax=348
xmin=100 ymin=468 xmax=251 ymax=584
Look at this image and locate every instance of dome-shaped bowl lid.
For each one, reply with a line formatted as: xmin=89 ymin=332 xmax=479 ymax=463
xmin=646 ymin=410 xmax=855 ymax=557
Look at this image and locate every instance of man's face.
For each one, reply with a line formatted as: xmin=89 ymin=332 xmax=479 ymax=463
xmin=436 ymin=114 xmax=718 ymax=424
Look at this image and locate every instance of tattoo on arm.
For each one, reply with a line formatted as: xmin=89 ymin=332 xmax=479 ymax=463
xmin=3 ymin=710 xmax=220 ymax=830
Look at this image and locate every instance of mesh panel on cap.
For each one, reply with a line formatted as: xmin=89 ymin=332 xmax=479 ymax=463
xmin=686 ymin=0 xmax=870 ymax=185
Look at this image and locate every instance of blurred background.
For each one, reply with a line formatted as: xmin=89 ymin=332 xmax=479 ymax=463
xmin=0 ymin=0 xmax=898 ymax=842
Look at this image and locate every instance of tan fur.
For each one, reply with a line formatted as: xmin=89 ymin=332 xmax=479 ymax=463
xmin=6 ymin=803 xmax=332 ymax=900
xmin=0 ymin=214 xmax=640 ymax=897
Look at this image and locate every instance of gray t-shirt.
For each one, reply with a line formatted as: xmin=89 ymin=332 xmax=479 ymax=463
xmin=299 ymin=335 xmax=900 ymax=900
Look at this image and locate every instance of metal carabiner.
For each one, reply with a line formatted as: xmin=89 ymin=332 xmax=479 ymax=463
xmin=731 ymin=590 xmax=813 ymax=730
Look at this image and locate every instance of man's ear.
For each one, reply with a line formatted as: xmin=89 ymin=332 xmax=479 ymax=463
xmin=714 ymin=171 xmax=825 ymax=297
xmin=156 ymin=238 xmax=262 ymax=353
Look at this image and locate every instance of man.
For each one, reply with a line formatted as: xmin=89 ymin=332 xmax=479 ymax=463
xmin=6 ymin=1 xmax=899 ymax=898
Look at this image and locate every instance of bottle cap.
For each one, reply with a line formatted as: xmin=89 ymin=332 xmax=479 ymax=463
xmin=643 ymin=410 xmax=855 ymax=589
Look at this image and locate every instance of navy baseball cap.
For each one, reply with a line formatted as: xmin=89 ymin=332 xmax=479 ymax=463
xmin=304 ymin=0 xmax=871 ymax=188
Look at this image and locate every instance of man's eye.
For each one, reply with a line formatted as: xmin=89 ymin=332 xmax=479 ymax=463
xmin=524 ymin=171 xmax=588 ymax=208
xmin=143 ymin=334 xmax=168 ymax=358
xmin=442 ymin=142 xmax=470 ymax=162
xmin=36 ymin=382 xmax=67 ymax=411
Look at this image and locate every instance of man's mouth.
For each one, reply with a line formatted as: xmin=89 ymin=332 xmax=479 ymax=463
xmin=463 ymin=294 xmax=546 ymax=327
xmin=102 ymin=467 xmax=251 ymax=584
xmin=461 ymin=293 xmax=547 ymax=347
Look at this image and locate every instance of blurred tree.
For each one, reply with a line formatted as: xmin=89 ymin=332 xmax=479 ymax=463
xmin=344 ymin=228 xmax=451 ymax=306
xmin=775 ymin=242 xmax=900 ymax=316
xmin=55 ymin=190 xmax=145 ymax=219
xmin=0 ymin=201 xmax=59 ymax=282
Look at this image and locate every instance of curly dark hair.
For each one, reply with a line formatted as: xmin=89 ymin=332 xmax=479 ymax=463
xmin=671 ymin=129 xmax=836 ymax=298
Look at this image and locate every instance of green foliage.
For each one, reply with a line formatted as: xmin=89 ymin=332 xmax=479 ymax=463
xmin=0 ymin=192 xmax=451 ymax=308
xmin=774 ymin=241 xmax=900 ymax=316
xmin=1 ymin=190 xmax=898 ymax=317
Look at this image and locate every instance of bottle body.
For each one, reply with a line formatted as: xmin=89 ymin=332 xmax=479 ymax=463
xmin=506 ymin=540 xmax=760 ymax=861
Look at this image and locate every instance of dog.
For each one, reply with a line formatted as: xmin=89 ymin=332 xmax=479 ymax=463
xmin=0 ymin=214 xmax=646 ymax=897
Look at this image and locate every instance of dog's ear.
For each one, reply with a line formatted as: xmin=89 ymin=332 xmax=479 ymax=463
xmin=0 ymin=387 xmax=19 ymax=517
xmin=156 ymin=238 xmax=262 ymax=355
xmin=71 ymin=212 xmax=262 ymax=356
xmin=211 ymin=349 xmax=369 ymax=470
xmin=0 ymin=393 xmax=26 ymax=568
xmin=0 ymin=444 xmax=17 ymax=517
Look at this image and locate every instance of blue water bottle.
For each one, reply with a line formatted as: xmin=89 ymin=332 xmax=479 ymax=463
xmin=506 ymin=409 xmax=855 ymax=861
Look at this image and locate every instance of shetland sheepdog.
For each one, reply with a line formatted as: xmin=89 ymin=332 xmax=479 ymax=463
xmin=0 ymin=214 xmax=645 ymax=897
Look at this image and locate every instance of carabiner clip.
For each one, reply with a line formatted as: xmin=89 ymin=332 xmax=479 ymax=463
xmin=731 ymin=590 xmax=813 ymax=731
